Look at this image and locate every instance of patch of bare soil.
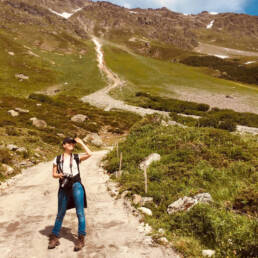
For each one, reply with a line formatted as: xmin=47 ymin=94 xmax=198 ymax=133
xmin=195 ymin=42 xmax=258 ymax=58
xmin=36 ymin=84 xmax=63 ymax=96
xmin=172 ymin=87 xmax=258 ymax=114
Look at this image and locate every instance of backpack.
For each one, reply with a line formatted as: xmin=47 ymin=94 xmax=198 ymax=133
xmin=56 ymin=153 xmax=80 ymax=175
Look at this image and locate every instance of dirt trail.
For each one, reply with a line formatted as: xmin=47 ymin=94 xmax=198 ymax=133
xmin=81 ymin=37 xmax=169 ymax=118
xmin=0 ymin=150 xmax=178 ymax=258
xmin=195 ymin=42 xmax=258 ymax=58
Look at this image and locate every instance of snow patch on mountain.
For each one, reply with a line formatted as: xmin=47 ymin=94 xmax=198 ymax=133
xmin=48 ymin=7 xmax=83 ymax=19
xmin=207 ymin=20 xmax=215 ymax=29
xmin=245 ymin=61 xmax=256 ymax=65
xmin=214 ymin=55 xmax=228 ymax=59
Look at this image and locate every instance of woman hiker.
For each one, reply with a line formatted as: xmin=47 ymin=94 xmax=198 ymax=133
xmin=48 ymin=137 xmax=92 ymax=251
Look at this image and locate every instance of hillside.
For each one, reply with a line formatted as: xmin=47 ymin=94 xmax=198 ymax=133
xmin=0 ymin=1 xmax=257 ymax=257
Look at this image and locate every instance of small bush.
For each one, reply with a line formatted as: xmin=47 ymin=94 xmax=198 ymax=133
xmin=169 ymin=204 xmax=258 ymax=257
xmin=199 ymin=116 xmax=219 ymax=129
xmin=0 ymin=149 xmax=12 ymax=165
xmin=40 ymin=134 xmax=60 ymax=145
xmin=233 ymin=187 xmax=258 ymax=216
xmin=5 ymin=126 xmax=19 ymax=136
xmin=218 ymin=119 xmax=237 ymax=132
xmin=28 ymin=93 xmax=54 ymax=104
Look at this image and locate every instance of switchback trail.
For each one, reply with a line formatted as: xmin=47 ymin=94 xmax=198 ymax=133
xmin=81 ymin=37 xmax=258 ymax=135
xmin=0 ymin=150 xmax=178 ymax=258
xmin=81 ymin=37 xmax=169 ymax=118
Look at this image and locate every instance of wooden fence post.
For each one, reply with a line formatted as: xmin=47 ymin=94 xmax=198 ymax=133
xmin=144 ymin=166 xmax=148 ymax=193
xmin=116 ymin=143 xmax=119 ymax=159
xmin=118 ymin=152 xmax=123 ymax=177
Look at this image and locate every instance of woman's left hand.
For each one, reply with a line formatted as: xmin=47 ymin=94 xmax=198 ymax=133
xmin=74 ymin=137 xmax=84 ymax=145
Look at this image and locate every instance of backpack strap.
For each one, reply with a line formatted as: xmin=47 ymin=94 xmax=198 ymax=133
xmin=73 ymin=153 xmax=80 ymax=174
xmin=56 ymin=155 xmax=62 ymax=174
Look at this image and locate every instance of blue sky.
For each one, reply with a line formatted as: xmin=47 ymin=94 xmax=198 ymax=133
xmin=92 ymin=0 xmax=258 ymax=15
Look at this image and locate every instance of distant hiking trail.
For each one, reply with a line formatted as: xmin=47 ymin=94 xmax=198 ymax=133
xmin=0 ymin=150 xmax=178 ymax=258
xmin=81 ymin=37 xmax=258 ymax=135
xmin=81 ymin=37 xmax=169 ymax=117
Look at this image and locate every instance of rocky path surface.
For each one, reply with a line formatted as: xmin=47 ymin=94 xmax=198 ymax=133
xmin=0 ymin=150 xmax=178 ymax=258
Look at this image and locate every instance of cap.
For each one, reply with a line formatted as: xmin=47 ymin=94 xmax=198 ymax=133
xmin=62 ymin=137 xmax=76 ymax=145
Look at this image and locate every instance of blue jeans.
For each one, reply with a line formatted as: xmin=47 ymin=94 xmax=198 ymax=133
xmin=52 ymin=182 xmax=86 ymax=237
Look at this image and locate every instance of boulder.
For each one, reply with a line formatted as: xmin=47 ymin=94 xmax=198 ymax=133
xmin=202 ymin=250 xmax=215 ymax=257
xmin=2 ymin=164 xmax=14 ymax=175
xmin=19 ymin=160 xmax=34 ymax=167
xmin=71 ymin=114 xmax=88 ymax=123
xmin=159 ymin=237 xmax=169 ymax=244
xmin=121 ymin=190 xmax=130 ymax=199
xmin=84 ymin=133 xmax=103 ymax=147
xmin=140 ymin=197 xmax=153 ymax=206
xmin=34 ymin=153 xmax=41 ymax=158
xmin=139 ymin=153 xmax=161 ymax=170
xmin=132 ymin=194 xmax=142 ymax=205
xmin=16 ymin=147 xmax=27 ymax=153
xmin=158 ymin=228 xmax=165 ymax=235
xmin=15 ymin=107 xmax=29 ymax=113
xmin=7 ymin=110 xmax=19 ymax=117
xmin=167 ymin=196 xmax=197 ymax=214
xmin=137 ymin=222 xmax=152 ymax=234
xmin=138 ymin=207 xmax=152 ymax=216
xmin=194 ymin=193 xmax=213 ymax=203
xmin=30 ymin=117 xmax=47 ymax=129
xmin=167 ymin=193 xmax=213 ymax=214
xmin=7 ymin=144 xmax=19 ymax=151
xmin=15 ymin=73 xmax=29 ymax=80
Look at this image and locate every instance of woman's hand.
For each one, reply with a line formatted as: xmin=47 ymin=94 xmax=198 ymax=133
xmin=58 ymin=173 xmax=64 ymax=179
xmin=74 ymin=137 xmax=84 ymax=145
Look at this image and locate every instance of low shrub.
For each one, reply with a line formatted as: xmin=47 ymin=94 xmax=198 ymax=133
xmin=233 ymin=187 xmax=258 ymax=216
xmin=218 ymin=119 xmax=237 ymax=132
xmin=28 ymin=93 xmax=54 ymax=104
xmin=0 ymin=149 xmax=12 ymax=165
xmin=181 ymin=55 xmax=258 ymax=85
xmin=169 ymin=204 xmax=258 ymax=257
xmin=5 ymin=126 xmax=19 ymax=136
xmin=104 ymin=121 xmax=258 ymax=256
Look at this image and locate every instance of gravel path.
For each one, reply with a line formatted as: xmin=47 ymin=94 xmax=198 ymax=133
xmin=0 ymin=150 xmax=179 ymax=258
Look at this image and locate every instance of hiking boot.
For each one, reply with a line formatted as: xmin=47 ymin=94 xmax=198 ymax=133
xmin=48 ymin=233 xmax=60 ymax=249
xmin=74 ymin=234 xmax=85 ymax=251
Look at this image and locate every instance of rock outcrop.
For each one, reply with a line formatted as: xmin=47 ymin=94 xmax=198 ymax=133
xmin=167 ymin=193 xmax=213 ymax=214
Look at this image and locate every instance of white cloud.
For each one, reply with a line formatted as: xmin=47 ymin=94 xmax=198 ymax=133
xmin=93 ymin=0 xmax=250 ymax=14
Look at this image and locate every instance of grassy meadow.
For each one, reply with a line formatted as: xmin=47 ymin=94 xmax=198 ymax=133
xmin=0 ymin=28 xmax=105 ymax=98
xmin=103 ymin=44 xmax=258 ymax=112
xmin=103 ymin=115 xmax=258 ymax=257
xmin=0 ymin=94 xmax=141 ymax=181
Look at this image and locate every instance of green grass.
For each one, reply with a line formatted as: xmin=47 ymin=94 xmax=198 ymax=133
xmin=131 ymin=92 xmax=258 ymax=129
xmin=103 ymin=44 xmax=258 ymax=111
xmin=0 ymin=94 xmax=141 ymax=182
xmin=103 ymin=116 xmax=258 ymax=257
xmin=0 ymin=28 xmax=106 ymax=98
xmin=181 ymin=55 xmax=258 ymax=86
